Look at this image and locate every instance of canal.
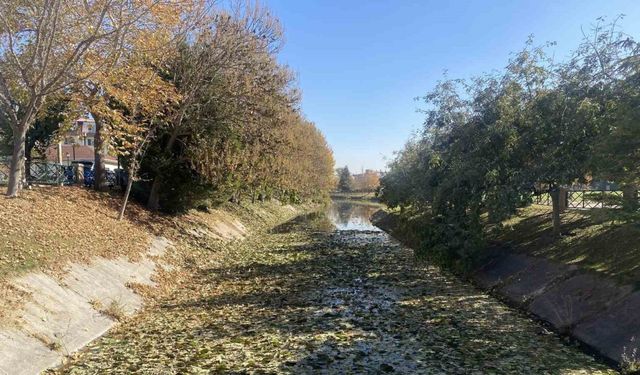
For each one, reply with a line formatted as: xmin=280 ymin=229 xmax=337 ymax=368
xmin=55 ymin=201 xmax=614 ymax=374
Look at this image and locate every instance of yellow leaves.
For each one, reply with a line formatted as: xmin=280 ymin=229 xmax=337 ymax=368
xmin=84 ymin=49 xmax=180 ymax=158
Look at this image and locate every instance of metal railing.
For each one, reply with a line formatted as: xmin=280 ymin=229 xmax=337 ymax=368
xmin=533 ymin=193 xmax=552 ymax=206
xmin=27 ymin=162 xmax=68 ymax=185
xmin=0 ymin=157 xmax=124 ymax=189
xmin=533 ymin=189 xmax=632 ymax=209
xmin=567 ymin=190 xmax=624 ymax=209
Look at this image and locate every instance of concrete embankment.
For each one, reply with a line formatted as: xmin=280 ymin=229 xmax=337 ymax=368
xmin=0 ymin=237 xmax=175 ymax=375
xmin=0 ymin=202 xmax=298 ymax=375
xmin=372 ymin=210 xmax=639 ymax=368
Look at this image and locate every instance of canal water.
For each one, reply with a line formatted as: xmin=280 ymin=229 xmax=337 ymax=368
xmin=327 ymin=201 xmax=381 ymax=231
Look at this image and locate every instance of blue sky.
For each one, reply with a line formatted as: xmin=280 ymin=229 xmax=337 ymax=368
xmin=265 ymin=0 xmax=640 ymax=172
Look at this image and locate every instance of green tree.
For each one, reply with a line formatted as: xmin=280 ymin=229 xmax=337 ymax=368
xmin=379 ymin=26 xmax=638 ymax=267
xmin=337 ymin=166 xmax=354 ymax=192
xmin=25 ymin=97 xmax=70 ymax=175
xmin=134 ymin=3 xmax=335 ymax=212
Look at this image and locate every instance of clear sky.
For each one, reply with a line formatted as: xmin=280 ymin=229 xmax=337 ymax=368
xmin=264 ymin=0 xmax=640 ymax=172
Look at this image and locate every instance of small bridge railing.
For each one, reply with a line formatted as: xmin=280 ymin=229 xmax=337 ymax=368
xmin=567 ymin=190 xmax=624 ymax=209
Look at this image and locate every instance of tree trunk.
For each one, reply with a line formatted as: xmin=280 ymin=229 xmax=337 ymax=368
xmin=147 ymin=178 xmax=162 ymax=211
xmin=93 ymin=113 xmax=108 ymax=191
xmin=147 ymin=127 xmax=180 ymax=210
xmin=118 ymin=168 xmax=134 ymax=220
xmin=622 ymin=185 xmax=638 ymax=211
xmin=6 ymin=127 xmax=28 ymax=197
xmin=7 ymin=98 xmax=41 ymax=197
xmin=550 ymin=188 xmax=564 ymax=236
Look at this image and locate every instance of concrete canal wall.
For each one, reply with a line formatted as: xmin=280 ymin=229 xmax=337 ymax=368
xmin=372 ymin=210 xmax=639 ymax=368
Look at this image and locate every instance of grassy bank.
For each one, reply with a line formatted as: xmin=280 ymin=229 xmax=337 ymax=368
xmin=494 ymin=205 xmax=640 ymax=286
xmin=374 ymin=203 xmax=640 ymax=287
xmin=330 ymin=191 xmax=383 ymax=207
xmin=0 ymin=187 xmax=153 ymax=280
xmin=0 ymin=187 xmax=307 ymax=279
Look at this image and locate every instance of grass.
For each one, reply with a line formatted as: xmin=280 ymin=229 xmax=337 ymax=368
xmin=0 ymin=186 xmax=309 ymax=279
xmin=47 ymin=340 xmax=63 ymax=352
xmin=33 ymin=332 xmax=64 ymax=353
xmin=494 ymin=204 xmax=640 ymax=286
xmin=622 ymin=341 xmax=640 ymax=375
xmin=101 ymin=301 xmax=127 ymax=322
xmin=0 ymin=185 xmax=310 ymax=324
xmin=376 ymin=201 xmax=640 ymax=286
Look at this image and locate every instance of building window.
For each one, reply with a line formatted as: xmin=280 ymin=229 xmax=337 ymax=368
xmin=86 ymin=138 xmax=93 ymax=146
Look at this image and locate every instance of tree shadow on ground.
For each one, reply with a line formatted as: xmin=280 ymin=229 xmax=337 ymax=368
xmin=498 ymin=206 xmax=640 ymax=285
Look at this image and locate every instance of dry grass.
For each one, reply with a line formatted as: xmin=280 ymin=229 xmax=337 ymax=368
xmin=0 ymin=186 xmax=310 ymax=327
xmin=101 ymin=300 xmax=127 ymax=321
xmin=32 ymin=332 xmax=63 ymax=352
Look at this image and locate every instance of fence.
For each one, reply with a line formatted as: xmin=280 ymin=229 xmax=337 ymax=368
xmin=0 ymin=158 xmax=68 ymax=186
xmin=0 ymin=161 xmax=8 ymax=185
xmin=533 ymin=189 xmax=632 ymax=210
xmin=29 ymin=162 xmax=69 ymax=185
xmin=0 ymin=158 xmax=125 ymax=189
xmin=533 ymin=193 xmax=552 ymax=206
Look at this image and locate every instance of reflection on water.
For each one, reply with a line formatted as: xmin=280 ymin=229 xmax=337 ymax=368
xmin=270 ymin=201 xmax=382 ymax=233
xmin=271 ymin=212 xmax=335 ymax=233
xmin=328 ymin=201 xmax=381 ymax=231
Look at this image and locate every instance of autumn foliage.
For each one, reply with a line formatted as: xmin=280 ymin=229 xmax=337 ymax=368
xmin=0 ymin=1 xmax=335 ymax=212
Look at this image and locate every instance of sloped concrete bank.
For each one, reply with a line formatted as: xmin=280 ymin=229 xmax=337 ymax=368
xmin=372 ymin=210 xmax=639 ymax=369
xmin=0 ymin=236 xmax=175 ymax=375
xmin=0 ymin=203 xmax=298 ymax=375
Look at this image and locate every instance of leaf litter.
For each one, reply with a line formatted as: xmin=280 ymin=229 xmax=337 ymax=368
xmin=53 ymin=211 xmax=616 ymax=374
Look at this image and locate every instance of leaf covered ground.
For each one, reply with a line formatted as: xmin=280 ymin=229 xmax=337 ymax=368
xmin=0 ymin=187 xmax=153 ymax=280
xmin=55 ymin=211 xmax=615 ymax=374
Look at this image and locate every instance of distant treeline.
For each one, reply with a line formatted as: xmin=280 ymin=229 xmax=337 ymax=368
xmin=0 ymin=1 xmax=335 ymax=213
xmin=380 ymin=17 xmax=640 ymax=270
xmin=335 ymin=166 xmax=380 ymax=193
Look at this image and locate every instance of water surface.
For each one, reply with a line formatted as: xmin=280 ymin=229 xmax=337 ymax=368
xmin=327 ymin=201 xmax=381 ymax=231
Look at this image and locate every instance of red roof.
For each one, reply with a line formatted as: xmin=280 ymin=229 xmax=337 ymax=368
xmin=45 ymin=145 xmax=117 ymax=165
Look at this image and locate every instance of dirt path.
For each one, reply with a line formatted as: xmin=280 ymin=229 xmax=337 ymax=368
xmin=54 ymin=213 xmax=615 ymax=374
